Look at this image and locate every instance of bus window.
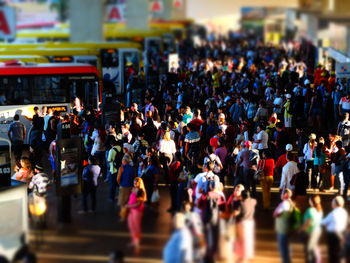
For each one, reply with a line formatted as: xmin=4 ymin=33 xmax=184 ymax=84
xmin=68 ymin=77 xmax=99 ymax=109
xmin=0 ymin=74 xmax=98 ymax=107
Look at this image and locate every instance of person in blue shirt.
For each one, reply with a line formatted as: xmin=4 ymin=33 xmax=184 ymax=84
xmin=229 ymin=97 xmax=245 ymax=124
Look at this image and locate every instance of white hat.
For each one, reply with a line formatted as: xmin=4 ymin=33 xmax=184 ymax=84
xmin=285 ymin=94 xmax=291 ymax=99
xmin=304 ymin=79 xmax=310 ymax=85
xmin=285 ymin=144 xmax=293 ymax=152
xmin=218 ymin=113 xmax=225 ymax=119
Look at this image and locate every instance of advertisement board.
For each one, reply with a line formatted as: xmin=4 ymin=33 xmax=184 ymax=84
xmin=55 ymin=137 xmax=83 ymax=195
xmin=0 ymin=185 xmax=28 ymax=261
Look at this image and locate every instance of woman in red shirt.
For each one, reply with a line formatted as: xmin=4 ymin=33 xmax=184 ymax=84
xmin=259 ymin=150 xmax=275 ymax=209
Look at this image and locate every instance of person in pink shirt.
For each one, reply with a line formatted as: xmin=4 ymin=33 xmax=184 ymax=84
xmin=124 ymin=177 xmax=147 ymax=250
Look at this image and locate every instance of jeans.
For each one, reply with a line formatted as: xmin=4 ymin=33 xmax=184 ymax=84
xmin=306 ymin=160 xmax=316 ymax=188
xmin=343 ymin=169 xmax=350 ymax=198
xmin=108 ymin=173 xmax=117 ymax=202
xmin=277 ymin=233 xmax=290 ymax=263
xmin=82 ymin=184 xmax=97 ymax=211
xmin=243 ymin=168 xmax=256 ymax=197
xmin=12 ymin=140 xmax=23 ymax=161
xmin=335 ymin=166 xmax=345 ymax=194
xmin=304 ymin=103 xmax=311 ymax=120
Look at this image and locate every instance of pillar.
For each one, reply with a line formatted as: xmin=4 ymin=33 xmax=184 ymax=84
xmin=126 ymin=0 xmax=149 ymax=29
xmin=69 ymin=0 xmax=104 ymax=42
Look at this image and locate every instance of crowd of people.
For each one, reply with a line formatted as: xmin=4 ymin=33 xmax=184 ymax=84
xmin=6 ymin=32 xmax=350 ymax=263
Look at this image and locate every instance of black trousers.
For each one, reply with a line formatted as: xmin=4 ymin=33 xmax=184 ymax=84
xmin=327 ymin=232 xmax=344 ymax=263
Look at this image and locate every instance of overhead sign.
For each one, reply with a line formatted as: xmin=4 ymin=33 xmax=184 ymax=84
xmin=150 ymin=0 xmax=163 ymax=13
xmin=336 ymin=62 xmax=350 ymax=78
xmin=0 ymin=6 xmax=16 ymax=39
xmin=106 ymin=4 xmax=126 ymax=23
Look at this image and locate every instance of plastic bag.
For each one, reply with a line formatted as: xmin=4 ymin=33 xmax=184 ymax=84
xmin=151 ymin=189 xmax=160 ymax=203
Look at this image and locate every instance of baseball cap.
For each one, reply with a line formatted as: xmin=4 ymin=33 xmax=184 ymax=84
xmin=244 ymin=141 xmax=252 ymax=148
xmin=285 ymin=94 xmax=291 ymax=99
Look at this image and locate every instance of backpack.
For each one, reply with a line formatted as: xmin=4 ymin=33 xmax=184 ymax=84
xmin=287 ymin=98 xmax=296 ymax=116
xmin=249 ymin=149 xmax=260 ymax=167
xmin=208 ymin=155 xmax=221 ymax=174
xmin=289 ymin=201 xmax=302 ymax=232
xmin=111 ymin=146 xmax=123 ymax=169
xmin=203 ymin=195 xmax=219 ymax=225
xmin=82 ymin=165 xmax=94 ymax=186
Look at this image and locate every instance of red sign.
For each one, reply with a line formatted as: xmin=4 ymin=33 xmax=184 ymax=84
xmin=0 ymin=7 xmax=15 ymax=39
xmin=151 ymin=1 xmax=163 ymax=12
xmin=173 ymin=0 xmax=183 ymax=8
xmin=0 ymin=11 xmax=10 ymax=34
xmin=106 ymin=4 xmax=125 ymax=23
xmin=108 ymin=7 xmax=121 ymax=21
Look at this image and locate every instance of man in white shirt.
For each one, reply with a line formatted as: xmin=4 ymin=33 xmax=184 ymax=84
xmin=321 ymin=196 xmax=348 ymax=263
xmin=193 ymin=162 xmax=219 ymax=201
xmin=254 ymin=124 xmax=268 ymax=156
xmin=273 ymin=90 xmax=284 ymax=115
xmin=279 ymin=152 xmax=299 ymax=191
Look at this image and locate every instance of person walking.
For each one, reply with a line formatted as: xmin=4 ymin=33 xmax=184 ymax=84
xmin=107 ymin=138 xmax=123 ymax=202
xmin=259 ymin=150 xmax=275 ymax=209
xmin=125 ymin=177 xmax=147 ymax=250
xmin=321 ymin=196 xmax=348 ymax=263
xmin=273 ymin=188 xmax=294 ymax=263
xmin=80 ymin=156 xmax=101 ymax=213
xmin=300 ymin=195 xmax=323 ymax=263
xmin=8 ymin=114 xmax=26 ymax=161
xmin=117 ymin=155 xmax=135 ymax=207
xmin=279 ymin=152 xmax=299 ymax=192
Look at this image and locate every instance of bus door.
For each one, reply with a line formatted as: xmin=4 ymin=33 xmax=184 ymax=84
xmin=67 ymin=75 xmax=100 ymax=109
xmin=163 ymin=33 xmax=177 ymax=73
xmin=144 ymin=37 xmax=162 ymax=90
xmin=101 ymin=48 xmax=119 ymax=96
xmin=0 ymin=138 xmax=11 ymax=187
xmin=118 ymin=49 xmax=140 ymax=101
xmin=163 ymin=33 xmax=176 ymax=54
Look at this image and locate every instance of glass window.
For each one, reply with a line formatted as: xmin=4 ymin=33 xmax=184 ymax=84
xmin=0 ymin=74 xmax=99 ymax=106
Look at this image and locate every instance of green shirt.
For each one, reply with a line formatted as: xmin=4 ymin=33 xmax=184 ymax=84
xmin=107 ymin=146 xmax=121 ymax=174
xmin=303 ymin=207 xmax=323 ymax=233
xmin=284 ymin=101 xmax=292 ymax=118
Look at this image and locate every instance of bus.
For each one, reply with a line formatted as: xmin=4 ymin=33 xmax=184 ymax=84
xmin=0 ymin=55 xmax=49 ymax=63
xmin=0 ymin=63 xmax=100 ymax=144
xmin=0 ymin=46 xmax=141 ymax=97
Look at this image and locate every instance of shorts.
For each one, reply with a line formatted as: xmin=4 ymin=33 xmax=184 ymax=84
xmin=284 ymin=117 xmax=292 ymax=128
xmin=331 ymin=163 xmax=335 ymax=175
xmin=118 ymin=186 xmax=132 ymax=206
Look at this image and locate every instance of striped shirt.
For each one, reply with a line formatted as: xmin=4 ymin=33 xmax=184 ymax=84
xmin=29 ymin=173 xmax=49 ymax=196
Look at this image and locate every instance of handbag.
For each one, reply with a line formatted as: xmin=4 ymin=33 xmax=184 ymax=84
xmin=119 ymin=206 xmax=129 ymax=220
xmin=151 ymin=189 xmax=160 ymax=203
xmin=254 ymin=159 xmax=265 ymax=181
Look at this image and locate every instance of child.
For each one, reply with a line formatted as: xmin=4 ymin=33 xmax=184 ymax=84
xmin=14 ymin=157 xmax=33 ymax=183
